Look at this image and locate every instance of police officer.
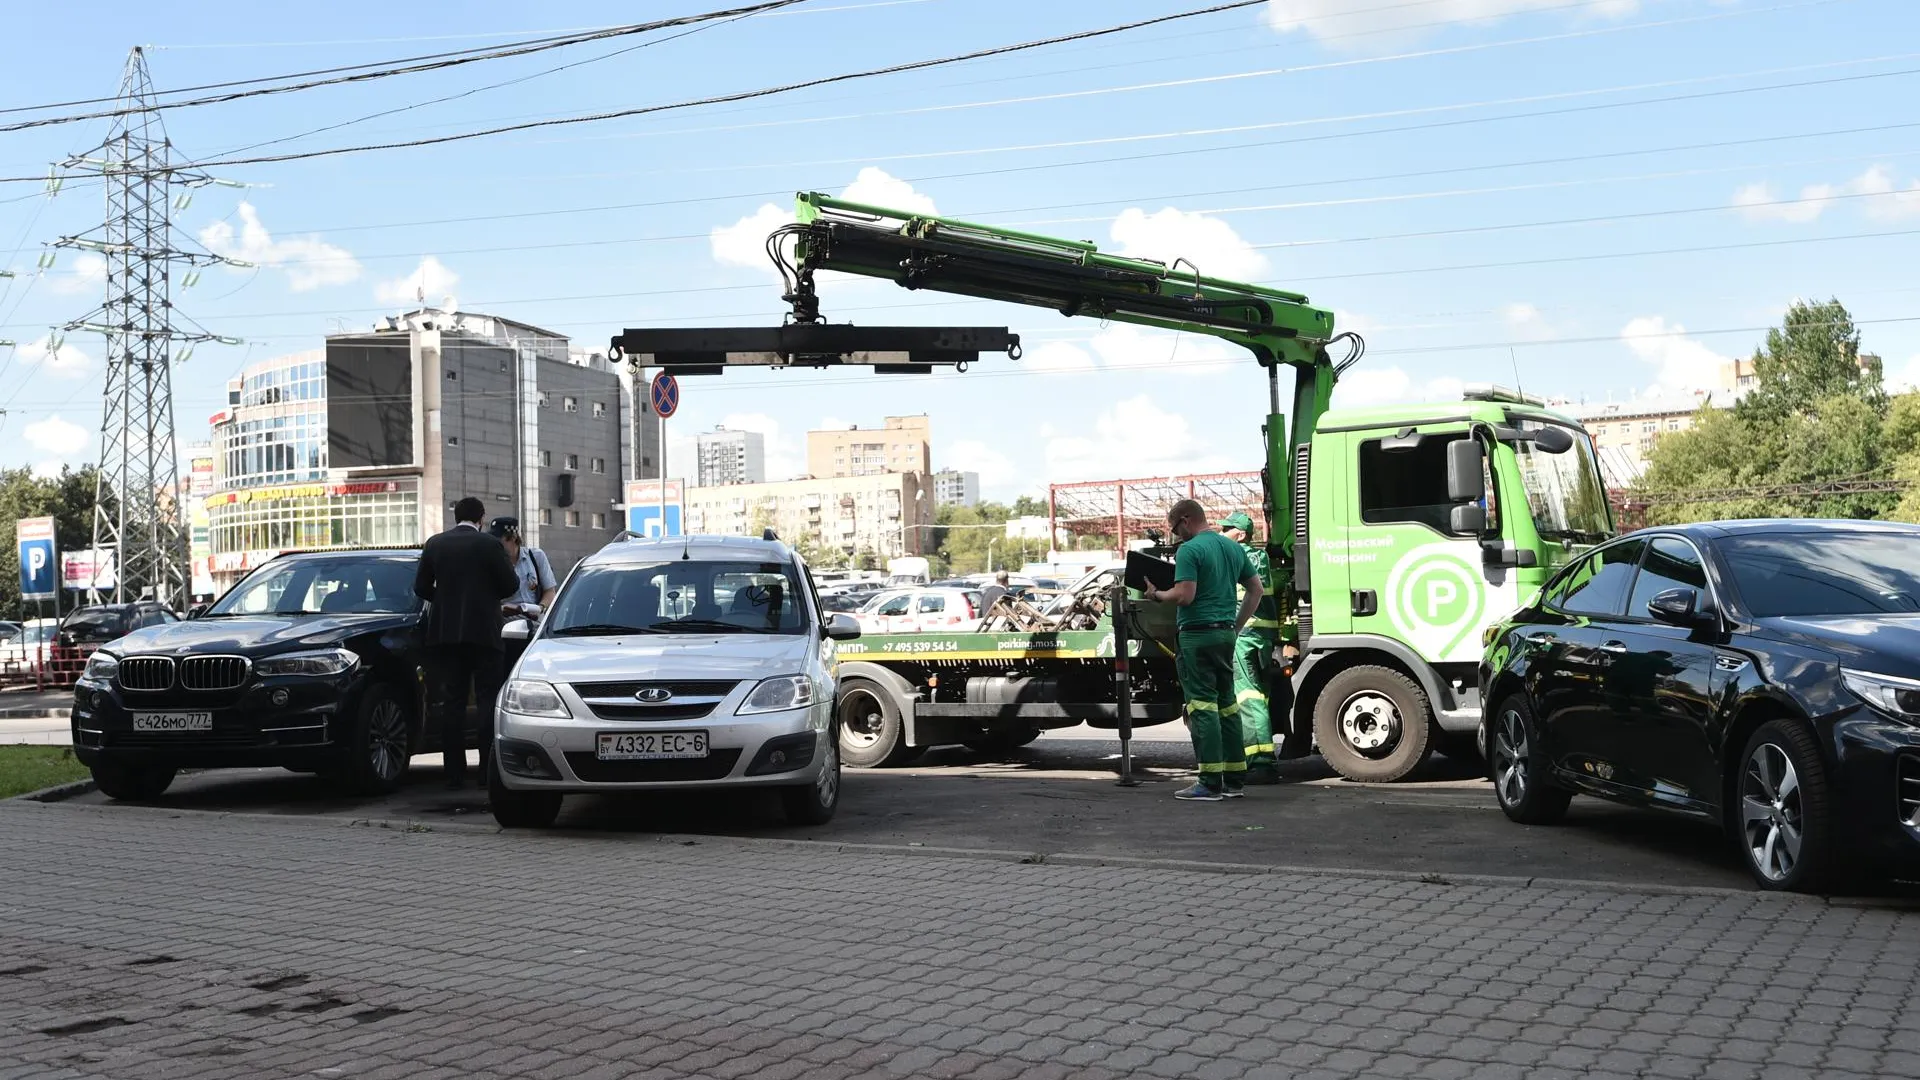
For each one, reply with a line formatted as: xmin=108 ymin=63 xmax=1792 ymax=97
xmin=1217 ymin=511 xmax=1283 ymax=784
xmin=1142 ymin=498 xmax=1264 ymax=801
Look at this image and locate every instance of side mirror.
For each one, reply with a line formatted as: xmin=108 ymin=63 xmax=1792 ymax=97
xmin=824 ymin=613 xmax=862 ymax=641
xmin=187 ymin=604 xmax=209 ymax=620
xmin=1449 ymin=504 xmax=1487 ymax=535
xmin=1648 ymin=588 xmax=1712 ymax=627
xmin=501 ymin=618 xmax=532 ymax=643
xmin=1532 ymin=426 xmax=1575 ymax=454
xmin=1446 ymin=439 xmax=1486 ymax=503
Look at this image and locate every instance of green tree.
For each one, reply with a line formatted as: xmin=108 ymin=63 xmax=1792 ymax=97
xmin=1735 ymin=298 xmax=1879 ymax=423
xmin=0 ymin=466 xmax=103 ymax=617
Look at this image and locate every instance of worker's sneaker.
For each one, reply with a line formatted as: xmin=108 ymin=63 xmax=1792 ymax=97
xmin=1222 ymin=786 xmax=1245 ymax=799
xmin=1243 ymin=765 xmax=1280 ymax=785
xmin=1173 ymin=782 xmax=1224 ymax=801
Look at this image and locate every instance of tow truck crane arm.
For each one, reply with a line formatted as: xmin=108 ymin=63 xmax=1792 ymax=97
xmin=781 ymin=193 xmax=1359 ymax=620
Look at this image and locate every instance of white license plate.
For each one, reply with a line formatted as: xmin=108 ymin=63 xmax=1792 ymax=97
xmin=596 ymin=730 xmax=708 ymax=760
xmin=131 ymin=712 xmax=213 ymax=732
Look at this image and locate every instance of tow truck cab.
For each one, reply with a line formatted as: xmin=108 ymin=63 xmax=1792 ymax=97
xmin=1285 ymin=384 xmax=1615 ymax=781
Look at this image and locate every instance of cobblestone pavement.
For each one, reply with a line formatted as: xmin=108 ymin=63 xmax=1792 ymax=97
xmin=3 ymin=802 xmax=1918 ymax=1080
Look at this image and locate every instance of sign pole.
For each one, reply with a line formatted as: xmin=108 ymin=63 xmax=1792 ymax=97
xmin=648 ymin=371 xmax=681 ymax=538
xmin=659 ymin=412 xmax=667 ymax=536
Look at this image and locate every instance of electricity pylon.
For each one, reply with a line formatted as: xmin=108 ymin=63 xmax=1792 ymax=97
xmin=52 ymin=47 xmax=245 ymax=608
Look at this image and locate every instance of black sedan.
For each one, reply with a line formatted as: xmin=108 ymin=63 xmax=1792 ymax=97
xmin=1479 ymin=519 xmax=1920 ymax=893
xmin=71 ymin=549 xmax=441 ymax=800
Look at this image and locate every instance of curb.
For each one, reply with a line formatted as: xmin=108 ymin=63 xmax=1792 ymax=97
xmin=12 ymin=777 xmax=97 ymax=802
xmin=14 ymin=797 xmax=1919 ymax=911
xmin=0 ymin=708 xmax=70 ymax=720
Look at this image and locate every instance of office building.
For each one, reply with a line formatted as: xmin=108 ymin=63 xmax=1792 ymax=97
xmin=683 ymin=471 xmax=934 ymax=561
xmin=203 ymin=308 xmax=626 ymax=590
xmin=608 ymin=356 xmax=663 ymax=481
xmin=807 ymin=415 xmax=931 ymax=478
xmin=696 ymin=427 xmax=766 ymax=487
xmin=933 ymin=469 xmax=979 ymax=508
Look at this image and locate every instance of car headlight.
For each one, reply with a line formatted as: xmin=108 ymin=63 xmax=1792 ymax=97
xmin=738 ymin=674 xmax=815 ymax=714
xmin=83 ymin=652 xmax=119 ymax=681
xmin=255 ymin=648 xmax=358 ymax=677
xmin=1841 ymin=669 xmax=1920 ymax=724
xmin=503 ymin=679 xmax=571 ymax=719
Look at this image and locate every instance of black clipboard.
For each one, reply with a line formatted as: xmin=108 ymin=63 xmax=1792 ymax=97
xmin=1125 ymin=550 xmax=1176 ymax=592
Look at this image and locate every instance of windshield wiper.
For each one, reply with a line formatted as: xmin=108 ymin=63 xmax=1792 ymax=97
xmin=550 ymin=623 xmax=661 ymax=637
xmin=654 ymin=618 xmax=757 ymax=633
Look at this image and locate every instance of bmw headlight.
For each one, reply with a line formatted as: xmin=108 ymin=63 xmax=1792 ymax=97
xmin=83 ymin=652 xmax=119 ymax=681
xmin=1841 ymin=669 xmax=1920 ymax=724
xmin=738 ymin=674 xmax=816 ymax=715
xmin=255 ymin=648 xmax=358 ymax=677
xmin=503 ymin=679 xmax=571 ymax=719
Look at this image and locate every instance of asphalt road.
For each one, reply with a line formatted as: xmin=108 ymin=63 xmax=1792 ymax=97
xmin=56 ymin=727 xmax=1770 ymax=892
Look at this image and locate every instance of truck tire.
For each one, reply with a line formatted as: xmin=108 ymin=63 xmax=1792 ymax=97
xmin=1312 ymin=665 xmax=1433 ymax=783
xmin=837 ymin=678 xmax=913 ymax=768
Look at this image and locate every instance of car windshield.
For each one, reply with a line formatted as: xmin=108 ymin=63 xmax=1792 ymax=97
xmin=208 ymin=554 xmax=422 ymax=617
xmin=1720 ymin=533 xmax=1920 ymax=617
xmin=63 ymin=610 xmax=130 ymax=638
xmin=546 ymin=559 xmax=809 ymax=636
xmin=1511 ymin=421 xmax=1613 ymax=544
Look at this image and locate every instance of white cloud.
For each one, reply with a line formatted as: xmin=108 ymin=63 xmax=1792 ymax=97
xmin=23 ymin=415 xmax=90 ymax=458
xmin=1044 ymin=395 xmax=1235 ymax=482
xmin=1085 ymin=324 xmax=1244 ymax=371
xmin=711 ymin=168 xmax=937 ymax=272
xmin=12 ymin=335 xmax=93 ymax=380
xmin=1331 ymin=367 xmax=1466 ymax=408
xmin=1620 ymin=315 xmax=1733 ymax=395
xmin=716 ymin=412 xmax=804 ymax=482
xmin=1500 ymin=302 xmax=1557 ymax=342
xmin=29 ymin=461 xmax=65 ymax=480
xmin=45 ymin=253 xmax=106 ymax=295
xmin=1109 ymin=207 xmax=1268 ymax=282
xmin=373 ymin=256 xmax=460 ymax=308
xmin=1733 ymin=165 xmax=1920 ymax=225
xmin=1889 ymin=354 xmax=1920 ymax=395
xmin=1265 ymin=0 xmax=1639 ymax=45
xmin=943 ymin=439 xmax=1018 ymax=492
xmin=1020 ymin=340 xmax=1098 ymax=375
xmin=199 ymin=202 xmax=360 ymax=291
xmin=815 ymin=416 xmax=854 ymax=433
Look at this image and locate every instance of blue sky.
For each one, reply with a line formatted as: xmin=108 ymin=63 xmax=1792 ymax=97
xmin=1 ymin=0 xmax=1916 ymax=501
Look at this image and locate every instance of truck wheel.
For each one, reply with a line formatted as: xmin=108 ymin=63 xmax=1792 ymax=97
xmin=91 ymin=760 xmax=176 ymax=802
xmin=1312 ymin=666 xmax=1433 ymax=783
xmin=837 ymin=679 xmax=913 ymax=768
xmin=963 ymin=725 xmax=1042 ymax=757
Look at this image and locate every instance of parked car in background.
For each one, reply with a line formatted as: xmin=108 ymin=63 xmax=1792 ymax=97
xmin=0 ymin=619 xmax=59 ymax=678
xmin=1480 ymin=520 xmax=1920 ymax=893
xmin=71 ymin=549 xmax=439 ymax=801
xmin=50 ymin=602 xmax=179 ymax=683
xmin=490 ymin=533 xmax=858 ymax=829
xmin=853 ymin=586 xmax=982 ymax=634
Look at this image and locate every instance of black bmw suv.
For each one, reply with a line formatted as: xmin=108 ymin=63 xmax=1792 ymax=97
xmin=72 ymin=549 xmax=434 ymax=801
xmin=1480 ymin=519 xmax=1920 ymax=893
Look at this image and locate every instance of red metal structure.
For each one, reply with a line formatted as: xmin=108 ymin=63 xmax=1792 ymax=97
xmin=1048 ymin=471 xmax=1265 ymax=548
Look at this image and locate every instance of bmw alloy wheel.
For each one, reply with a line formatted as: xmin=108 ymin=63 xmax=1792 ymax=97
xmin=368 ymin=697 xmax=409 ymax=781
xmin=1337 ymin=691 xmax=1401 ymax=756
xmin=1741 ymin=742 xmax=1804 ymax=884
xmin=1492 ymin=708 xmax=1529 ymax=807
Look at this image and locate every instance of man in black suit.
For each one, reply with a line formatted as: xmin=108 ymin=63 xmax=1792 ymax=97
xmin=413 ymin=497 xmax=520 ymax=789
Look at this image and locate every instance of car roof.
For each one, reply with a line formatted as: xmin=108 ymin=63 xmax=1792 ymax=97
xmin=586 ymin=533 xmax=794 ymax=567
xmin=1637 ymin=519 xmax=1920 ymax=541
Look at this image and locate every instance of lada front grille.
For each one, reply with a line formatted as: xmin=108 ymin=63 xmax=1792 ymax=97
xmin=180 ymin=655 xmax=249 ymax=691
xmin=118 ymin=657 xmax=175 ymax=692
xmin=572 ymin=680 xmax=738 ymax=723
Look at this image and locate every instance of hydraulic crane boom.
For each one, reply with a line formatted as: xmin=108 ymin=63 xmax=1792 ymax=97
xmin=781 ymin=192 xmax=1360 ymax=629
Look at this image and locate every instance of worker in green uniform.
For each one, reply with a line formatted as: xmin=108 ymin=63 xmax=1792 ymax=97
xmin=1217 ymin=511 xmax=1281 ymax=784
xmin=1143 ymin=498 xmax=1265 ymax=801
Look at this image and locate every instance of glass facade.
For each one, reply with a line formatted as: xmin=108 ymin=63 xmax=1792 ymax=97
xmin=207 ymin=483 xmax=421 ymax=556
xmin=216 ymin=354 xmax=330 ymax=491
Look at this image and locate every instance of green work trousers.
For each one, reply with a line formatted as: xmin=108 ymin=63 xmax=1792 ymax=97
xmin=1176 ymin=626 xmax=1245 ymax=792
xmin=1235 ymin=632 xmax=1278 ymax=768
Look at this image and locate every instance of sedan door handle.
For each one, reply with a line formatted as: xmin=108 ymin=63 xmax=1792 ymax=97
xmin=1599 ymin=641 xmax=1628 ymax=654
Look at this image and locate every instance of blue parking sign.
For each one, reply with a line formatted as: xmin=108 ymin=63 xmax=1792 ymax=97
xmin=16 ymin=517 xmax=56 ymax=601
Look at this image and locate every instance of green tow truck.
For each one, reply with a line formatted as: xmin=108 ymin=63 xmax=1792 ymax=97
xmin=612 ymin=194 xmax=1616 ymax=782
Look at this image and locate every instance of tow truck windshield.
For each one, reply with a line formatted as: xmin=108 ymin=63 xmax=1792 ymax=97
xmin=1513 ymin=421 xmax=1613 ymax=545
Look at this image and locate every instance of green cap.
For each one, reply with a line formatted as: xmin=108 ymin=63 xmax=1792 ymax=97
xmin=1217 ymin=511 xmax=1254 ymax=533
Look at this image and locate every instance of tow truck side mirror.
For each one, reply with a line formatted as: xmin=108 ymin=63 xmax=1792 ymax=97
xmin=1446 ymin=439 xmax=1486 ymax=504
